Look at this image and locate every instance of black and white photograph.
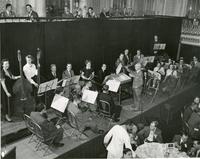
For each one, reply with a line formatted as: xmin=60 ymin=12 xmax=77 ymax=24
xmin=0 ymin=0 xmax=200 ymax=158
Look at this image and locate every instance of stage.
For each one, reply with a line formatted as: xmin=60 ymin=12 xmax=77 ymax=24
xmin=1 ymin=83 xmax=200 ymax=158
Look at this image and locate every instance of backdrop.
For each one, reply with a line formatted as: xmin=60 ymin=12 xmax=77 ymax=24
xmin=1 ymin=17 xmax=182 ymax=78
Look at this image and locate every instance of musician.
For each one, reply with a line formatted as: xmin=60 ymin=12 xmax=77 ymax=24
xmin=62 ymin=63 xmax=74 ymax=79
xmin=25 ymin=4 xmax=39 ymax=21
xmin=0 ymin=3 xmax=16 ymax=17
xmin=97 ymin=85 xmax=122 ymax=122
xmin=124 ymin=49 xmax=131 ymax=65
xmin=23 ymin=55 xmax=38 ymax=87
xmin=30 ymin=104 xmax=64 ymax=147
xmin=133 ymin=50 xmax=141 ymax=66
xmin=126 ymin=63 xmax=143 ymax=111
xmin=81 ymin=60 xmax=94 ymax=81
xmin=115 ymin=53 xmax=125 ymax=73
xmin=47 ymin=64 xmax=59 ymax=80
xmin=1 ymin=59 xmax=20 ymax=122
xmin=82 ymin=81 xmax=97 ymax=93
xmin=98 ymin=64 xmax=109 ymax=84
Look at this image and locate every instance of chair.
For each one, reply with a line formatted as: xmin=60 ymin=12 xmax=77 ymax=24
xmin=146 ymin=77 xmax=160 ymax=103
xmin=98 ymin=100 xmax=114 ymax=127
xmin=32 ymin=120 xmax=56 ymax=156
xmin=24 ymin=114 xmax=37 ymax=143
xmin=67 ymin=110 xmax=87 ymax=138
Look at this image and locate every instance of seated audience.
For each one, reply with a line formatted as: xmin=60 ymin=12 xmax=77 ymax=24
xmin=62 ymin=6 xmax=73 ymax=18
xmin=62 ymin=63 xmax=74 ymax=79
xmin=138 ymin=121 xmax=163 ymax=143
xmin=46 ymin=5 xmax=56 ymax=18
xmin=122 ymin=148 xmax=133 ymax=158
xmin=67 ymin=95 xmax=103 ymax=135
xmin=97 ymin=85 xmax=122 ymax=122
xmin=25 ymin=4 xmax=39 ymax=21
xmin=30 ymin=104 xmax=64 ymax=147
xmin=98 ymin=64 xmax=109 ymax=84
xmin=172 ymin=132 xmax=191 ymax=152
xmin=0 ymin=3 xmax=16 ymax=17
xmin=184 ymin=97 xmax=199 ymax=122
xmin=81 ymin=60 xmax=94 ymax=81
xmin=87 ymin=7 xmax=96 ymax=18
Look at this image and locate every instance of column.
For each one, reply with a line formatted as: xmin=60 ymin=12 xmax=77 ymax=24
xmin=79 ymin=0 xmax=87 ymax=9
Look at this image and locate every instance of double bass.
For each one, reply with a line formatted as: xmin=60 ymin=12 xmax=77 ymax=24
xmin=13 ymin=50 xmax=36 ymax=116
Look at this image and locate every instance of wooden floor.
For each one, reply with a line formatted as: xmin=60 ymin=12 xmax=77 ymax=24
xmin=1 ymin=83 xmax=199 ymax=159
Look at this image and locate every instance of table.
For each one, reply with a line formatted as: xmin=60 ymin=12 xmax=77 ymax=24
xmin=135 ymin=142 xmax=188 ymax=158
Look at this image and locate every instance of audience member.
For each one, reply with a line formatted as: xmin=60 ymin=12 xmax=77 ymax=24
xmin=46 ymin=5 xmax=56 ymax=18
xmin=25 ymin=4 xmax=39 ymax=21
xmin=138 ymin=121 xmax=163 ymax=143
xmin=184 ymin=97 xmax=199 ymax=122
xmin=87 ymin=7 xmax=96 ymax=18
xmin=172 ymin=132 xmax=191 ymax=152
xmin=62 ymin=6 xmax=73 ymax=18
xmin=100 ymin=8 xmax=109 ymax=18
xmin=104 ymin=120 xmax=136 ymax=158
xmin=30 ymin=104 xmax=64 ymax=147
xmin=0 ymin=3 xmax=16 ymax=17
xmin=97 ymin=85 xmax=122 ymax=122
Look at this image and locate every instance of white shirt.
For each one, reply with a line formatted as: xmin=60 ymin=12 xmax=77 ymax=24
xmin=23 ymin=63 xmax=38 ymax=84
xmin=104 ymin=125 xmax=135 ymax=158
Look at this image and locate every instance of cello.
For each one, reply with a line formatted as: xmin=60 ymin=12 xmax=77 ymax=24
xmin=13 ymin=50 xmax=36 ymax=117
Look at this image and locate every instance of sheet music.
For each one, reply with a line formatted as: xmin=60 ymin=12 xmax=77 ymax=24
xmin=38 ymin=78 xmax=58 ymax=94
xmin=117 ymin=73 xmax=131 ymax=82
xmin=106 ymin=79 xmax=120 ymax=92
xmin=116 ymin=63 xmax=122 ymax=74
xmin=82 ymin=90 xmax=98 ymax=104
xmin=51 ymin=94 xmax=69 ymax=113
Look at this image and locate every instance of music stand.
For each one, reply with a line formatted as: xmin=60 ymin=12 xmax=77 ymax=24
xmin=38 ymin=78 xmax=58 ymax=105
xmin=62 ymin=75 xmax=80 ymax=87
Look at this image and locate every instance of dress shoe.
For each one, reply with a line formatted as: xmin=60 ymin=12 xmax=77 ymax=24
xmin=54 ymin=142 xmax=64 ymax=147
xmin=5 ymin=114 xmax=12 ymax=122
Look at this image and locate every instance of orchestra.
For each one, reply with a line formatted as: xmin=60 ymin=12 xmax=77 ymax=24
xmin=1 ymin=47 xmax=200 ymax=123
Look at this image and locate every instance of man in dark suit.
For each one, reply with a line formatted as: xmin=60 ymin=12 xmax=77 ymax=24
xmin=47 ymin=64 xmax=59 ymax=81
xmin=184 ymin=97 xmax=199 ymax=122
xmin=26 ymin=4 xmax=39 ymax=21
xmin=30 ymin=104 xmax=64 ymax=147
xmin=124 ymin=49 xmax=131 ymax=66
xmin=97 ymin=85 xmax=122 ymax=122
xmin=0 ymin=3 xmax=16 ymax=17
xmin=188 ymin=107 xmax=200 ymax=139
xmin=137 ymin=121 xmax=163 ymax=144
xmin=62 ymin=63 xmax=75 ymax=79
xmin=98 ymin=64 xmax=109 ymax=84
xmin=126 ymin=63 xmax=143 ymax=111
xmin=172 ymin=132 xmax=191 ymax=152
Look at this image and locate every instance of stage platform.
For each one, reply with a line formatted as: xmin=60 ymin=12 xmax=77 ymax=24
xmin=1 ymin=83 xmax=200 ymax=158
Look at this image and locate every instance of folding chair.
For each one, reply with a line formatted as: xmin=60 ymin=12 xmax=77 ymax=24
xmin=32 ymin=120 xmax=56 ymax=156
xmin=98 ymin=100 xmax=114 ymax=127
xmin=24 ymin=114 xmax=38 ymax=143
xmin=146 ymin=77 xmax=160 ymax=103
